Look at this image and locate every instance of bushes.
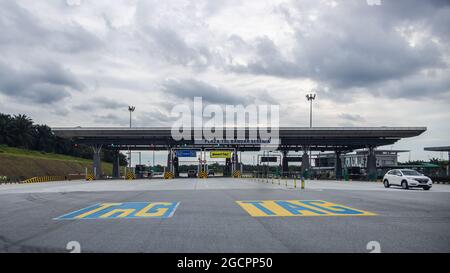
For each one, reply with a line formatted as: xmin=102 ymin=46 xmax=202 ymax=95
xmin=431 ymin=176 xmax=450 ymax=183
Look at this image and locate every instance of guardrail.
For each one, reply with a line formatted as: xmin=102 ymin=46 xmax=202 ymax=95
xmin=250 ymin=171 xmax=306 ymax=189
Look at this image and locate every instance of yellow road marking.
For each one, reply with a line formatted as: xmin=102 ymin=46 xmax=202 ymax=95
xmin=236 ymin=200 xmax=377 ymax=217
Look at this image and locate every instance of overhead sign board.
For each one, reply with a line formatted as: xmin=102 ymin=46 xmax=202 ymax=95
xmin=261 ymin=156 xmax=278 ymax=163
xmin=176 ymin=150 xmax=197 ymax=158
xmin=210 ymin=151 xmax=232 ymax=158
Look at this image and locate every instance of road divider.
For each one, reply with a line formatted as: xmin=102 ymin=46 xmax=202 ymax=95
xmin=23 ymin=174 xmax=85 ymax=184
xmin=164 ymin=171 xmax=174 ymax=179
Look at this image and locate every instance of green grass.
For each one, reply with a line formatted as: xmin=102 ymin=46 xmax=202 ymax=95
xmin=0 ymin=145 xmax=92 ymax=163
xmin=0 ymin=145 xmax=114 ymax=180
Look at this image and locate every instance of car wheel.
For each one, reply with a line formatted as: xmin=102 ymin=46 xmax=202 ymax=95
xmin=401 ymin=180 xmax=409 ymax=190
xmin=383 ymin=179 xmax=390 ymax=188
xmin=423 ymin=186 xmax=430 ymax=191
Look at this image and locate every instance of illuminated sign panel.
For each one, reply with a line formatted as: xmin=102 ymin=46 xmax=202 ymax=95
xmin=176 ymin=150 xmax=197 ymax=157
xmin=210 ymin=151 xmax=232 ymax=158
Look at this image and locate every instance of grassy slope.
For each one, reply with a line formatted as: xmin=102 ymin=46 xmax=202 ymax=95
xmin=0 ymin=145 xmax=113 ymax=180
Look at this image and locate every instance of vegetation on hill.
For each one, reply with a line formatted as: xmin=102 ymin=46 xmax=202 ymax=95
xmin=0 ymin=113 xmax=127 ymax=165
xmin=0 ymin=145 xmax=114 ymax=181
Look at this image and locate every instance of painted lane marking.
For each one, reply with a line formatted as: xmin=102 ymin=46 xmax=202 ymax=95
xmin=55 ymin=202 xmax=180 ymax=220
xmin=236 ymin=200 xmax=377 ymax=217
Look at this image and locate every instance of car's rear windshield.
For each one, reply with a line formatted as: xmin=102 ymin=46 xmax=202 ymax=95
xmin=401 ymin=170 xmax=422 ymax=176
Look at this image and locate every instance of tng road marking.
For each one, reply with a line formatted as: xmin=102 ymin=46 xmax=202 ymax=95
xmin=236 ymin=200 xmax=377 ymax=217
xmin=55 ymin=202 xmax=180 ymax=220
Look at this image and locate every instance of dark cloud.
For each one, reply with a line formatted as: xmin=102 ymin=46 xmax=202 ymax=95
xmin=136 ymin=110 xmax=174 ymax=127
xmin=74 ymin=98 xmax=128 ymax=111
xmin=372 ymin=70 xmax=450 ymax=99
xmin=338 ymin=113 xmax=365 ymax=122
xmin=0 ymin=1 xmax=101 ymax=53
xmin=161 ymin=78 xmax=277 ymax=105
xmin=141 ymin=26 xmax=212 ymax=68
xmin=0 ymin=61 xmax=84 ymax=104
xmin=229 ymin=36 xmax=302 ymax=78
xmin=93 ymin=113 xmax=128 ymax=126
xmin=227 ymin=1 xmax=449 ymax=100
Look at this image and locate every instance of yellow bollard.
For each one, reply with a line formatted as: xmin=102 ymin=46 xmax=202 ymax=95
xmin=294 ymin=177 xmax=297 ymax=188
xmin=278 ymin=176 xmax=281 ymax=185
xmin=301 ymin=178 xmax=305 ymax=190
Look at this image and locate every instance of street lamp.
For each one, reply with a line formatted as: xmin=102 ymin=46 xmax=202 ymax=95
xmin=128 ymin=106 xmax=135 ymax=168
xmin=128 ymin=105 xmax=135 ymax=128
xmin=306 ymin=93 xmax=316 ymax=128
xmin=306 ymin=93 xmax=316 ymax=174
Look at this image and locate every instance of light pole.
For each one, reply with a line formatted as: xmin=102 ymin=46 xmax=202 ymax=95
xmin=128 ymin=106 xmax=135 ymax=128
xmin=128 ymin=106 xmax=135 ymax=168
xmin=306 ymin=93 xmax=316 ymax=128
xmin=306 ymin=93 xmax=316 ymax=174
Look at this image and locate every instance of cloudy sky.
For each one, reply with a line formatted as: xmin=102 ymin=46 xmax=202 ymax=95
xmin=1 ymin=0 xmax=449 ymax=162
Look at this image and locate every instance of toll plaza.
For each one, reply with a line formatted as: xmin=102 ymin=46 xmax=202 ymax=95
xmin=52 ymin=127 xmax=426 ymax=181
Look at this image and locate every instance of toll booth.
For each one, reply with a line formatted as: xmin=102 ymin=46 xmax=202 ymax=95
xmin=207 ymin=150 xmax=234 ymax=177
xmin=224 ymin=158 xmax=231 ymax=177
xmin=173 ymin=157 xmax=179 ymax=177
xmin=258 ymin=153 xmax=281 ymax=176
xmin=135 ymin=165 xmax=146 ymax=179
xmin=172 ymin=149 xmax=199 ymax=178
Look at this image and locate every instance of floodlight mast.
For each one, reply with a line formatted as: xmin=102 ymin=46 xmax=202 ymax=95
xmin=306 ymin=93 xmax=316 ymax=173
xmin=306 ymin=93 xmax=316 ymax=128
xmin=128 ymin=106 xmax=136 ymax=168
xmin=128 ymin=106 xmax=135 ymax=128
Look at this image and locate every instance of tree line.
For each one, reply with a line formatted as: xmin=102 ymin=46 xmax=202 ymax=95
xmin=0 ymin=113 xmax=127 ymax=165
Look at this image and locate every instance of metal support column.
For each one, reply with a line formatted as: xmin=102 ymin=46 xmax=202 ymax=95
xmin=448 ymin=152 xmax=450 ymax=176
xmin=167 ymin=149 xmax=174 ymax=173
xmin=174 ymin=156 xmax=179 ymax=178
xmin=240 ymin=150 xmax=243 ymax=174
xmin=92 ymin=144 xmax=103 ymax=180
xmin=301 ymin=150 xmax=310 ymax=179
xmin=335 ymin=150 xmax=343 ymax=180
xmin=366 ymin=147 xmax=377 ymax=181
xmin=112 ymin=149 xmax=120 ymax=179
xmin=282 ymin=150 xmax=289 ymax=177
xmin=232 ymin=149 xmax=238 ymax=174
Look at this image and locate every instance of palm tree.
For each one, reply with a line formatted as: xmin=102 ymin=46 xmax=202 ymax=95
xmin=33 ymin=124 xmax=55 ymax=152
xmin=7 ymin=114 xmax=35 ymax=148
xmin=0 ymin=113 xmax=12 ymax=145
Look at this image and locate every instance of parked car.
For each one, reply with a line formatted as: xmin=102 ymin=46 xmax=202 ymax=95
xmin=188 ymin=170 xmax=197 ymax=178
xmin=383 ymin=169 xmax=432 ymax=190
xmin=208 ymin=170 xmax=215 ymax=176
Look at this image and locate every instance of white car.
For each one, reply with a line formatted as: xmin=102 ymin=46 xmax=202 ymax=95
xmin=383 ymin=169 xmax=432 ymax=190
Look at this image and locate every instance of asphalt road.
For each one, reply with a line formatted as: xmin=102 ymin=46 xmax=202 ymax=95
xmin=1 ymin=178 xmax=449 ymax=253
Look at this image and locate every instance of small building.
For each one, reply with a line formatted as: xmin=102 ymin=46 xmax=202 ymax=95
xmin=314 ymin=149 xmax=409 ymax=179
xmin=424 ymin=146 xmax=450 ymax=176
